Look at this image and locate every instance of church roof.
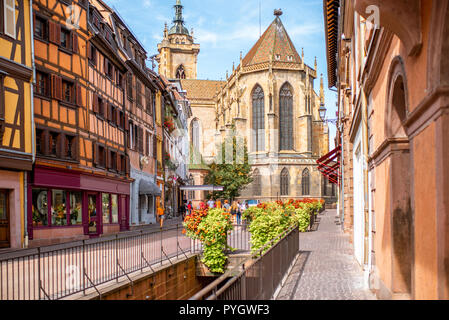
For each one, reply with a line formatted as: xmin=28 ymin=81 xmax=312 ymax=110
xmin=180 ymin=79 xmax=226 ymax=102
xmin=242 ymin=15 xmax=302 ymax=67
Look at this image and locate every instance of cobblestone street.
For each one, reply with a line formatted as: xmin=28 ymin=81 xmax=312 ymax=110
xmin=276 ymin=209 xmax=377 ymax=300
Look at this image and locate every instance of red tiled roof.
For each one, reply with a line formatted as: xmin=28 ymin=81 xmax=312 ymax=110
xmin=180 ymin=79 xmax=226 ymax=101
xmin=242 ymin=17 xmax=302 ymax=67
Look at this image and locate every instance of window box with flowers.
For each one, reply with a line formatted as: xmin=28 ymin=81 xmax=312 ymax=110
xmin=163 ymin=116 xmax=176 ymax=133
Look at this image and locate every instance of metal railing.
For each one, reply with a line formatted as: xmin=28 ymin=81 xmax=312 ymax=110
xmin=190 ymin=225 xmax=299 ymax=300
xmin=0 ymin=224 xmax=201 ymax=300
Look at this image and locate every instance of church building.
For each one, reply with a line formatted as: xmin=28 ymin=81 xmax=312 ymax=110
xmin=157 ymin=1 xmax=335 ymax=203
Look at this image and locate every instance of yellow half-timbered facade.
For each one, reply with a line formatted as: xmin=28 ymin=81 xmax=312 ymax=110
xmin=0 ymin=0 xmax=34 ymax=249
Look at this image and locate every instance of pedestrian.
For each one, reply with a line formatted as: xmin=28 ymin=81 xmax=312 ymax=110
xmin=237 ymin=201 xmax=245 ymax=224
xmin=216 ymin=199 xmax=222 ymax=209
xmin=230 ymin=201 xmax=238 ymax=224
xmin=223 ymin=200 xmax=230 ymax=213
xmin=207 ymin=198 xmax=215 ymax=209
xmin=187 ymin=201 xmax=193 ymax=216
xmin=157 ymin=201 xmax=165 ymax=228
xmin=180 ymin=202 xmax=186 ymax=220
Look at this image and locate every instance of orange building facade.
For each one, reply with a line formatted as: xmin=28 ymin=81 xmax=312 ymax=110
xmin=325 ymin=0 xmax=449 ymax=299
xmin=28 ymin=0 xmax=131 ymax=246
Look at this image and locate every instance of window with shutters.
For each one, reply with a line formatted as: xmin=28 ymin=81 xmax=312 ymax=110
xmin=62 ymin=80 xmax=74 ymax=104
xmin=98 ymin=97 xmax=105 ymax=118
xmin=4 ymin=0 xmax=15 ymax=39
xmin=110 ymin=151 xmax=117 ymax=171
xmin=34 ymin=15 xmax=48 ymax=41
xmin=280 ymin=168 xmax=290 ymax=196
xmin=302 ymin=168 xmax=310 ymax=196
xmin=36 ymin=129 xmax=45 ymax=155
xmin=60 ymin=28 xmax=71 ymax=51
xmin=252 ymin=85 xmax=265 ymax=152
xmin=127 ymin=73 xmax=133 ymax=101
xmin=145 ymin=88 xmax=152 ymax=114
xmin=105 ymin=59 xmax=114 ymax=79
xmin=120 ymin=154 xmax=126 ymax=173
xmin=98 ymin=145 xmax=106 ymax=167
xmin=279 ymin=83 xmax=294 ymax=151
xmin=89 ymin=43 xmax=97 ymax=66
xmin=35 ymin=71 xmax=50 ymax=97
xmin=49 ymin=132 xmax=60 ymax=157
xmin=136 ymin=81 xmax=142 ymax=107
xmin=65 ymin=134 xmax=76 ymax=160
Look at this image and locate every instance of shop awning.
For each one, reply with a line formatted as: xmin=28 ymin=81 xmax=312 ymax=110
xmin=179 ymin=185 xmax=224 ymax=191
xmin=317 ymin=145 xmax=341 ymax=184
xmin=139 ymin=180 xmax=162 ymax=196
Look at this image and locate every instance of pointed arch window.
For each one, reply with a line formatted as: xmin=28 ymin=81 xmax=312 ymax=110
xmin=252 ymin=85 xmax=265 ymax=152
xmin=253 ymin=169 xmax=261 ymax=196
xmin=176 ymin=65 xmax=186 ymax=79
xmin=280 ymin=83 xmax=293 ymax=151
xmin=280 ymin=168 xmax=290 ymax=196
xmin=302 ymin=168 xmax=310 ymax=196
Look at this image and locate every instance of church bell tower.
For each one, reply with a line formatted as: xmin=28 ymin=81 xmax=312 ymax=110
xmin=156 ymin=0 xmax=200 ymax=80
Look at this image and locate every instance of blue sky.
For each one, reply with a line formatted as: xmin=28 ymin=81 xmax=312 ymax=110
xmin=106 ymin=0 xmax=337 ymax=148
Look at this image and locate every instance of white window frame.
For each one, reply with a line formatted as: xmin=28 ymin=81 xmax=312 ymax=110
xmin=4 ymin=0 xmax=16 ymax=39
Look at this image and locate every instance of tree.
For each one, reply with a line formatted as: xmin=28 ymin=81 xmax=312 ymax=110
xmin=205 ymin=130 xmax=253 ymax=201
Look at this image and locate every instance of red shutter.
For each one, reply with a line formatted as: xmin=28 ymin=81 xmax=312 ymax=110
xmin=93 ymin=93 xmax=99 ymax=113
xmin=117 ymin=153 xmax=122 ymax=173
xmin=49 ymin=21 xmax=61 ymax=45
xmin=105 ymin=148 xmax=110 ymax=169
xmin=115 ymin=108 xmax=120 ymax=126
xmin=93 ymin=142 xmax=98 ymax=165
xmin=124 ymin=113 xmax=129 ymax=131
xmin=76 ymin=85 xmax=82 ymax=107
xmin=51 ymin=75 xmax=62 ymax=100
xmin=72 ymin=32 xmax=79 ymax=54
xmin=126 ymin=156 xmax=130 ymax=174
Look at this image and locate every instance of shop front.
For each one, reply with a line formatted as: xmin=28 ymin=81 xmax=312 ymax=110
xmin=27 ymin=166 xmax=130 ymax=247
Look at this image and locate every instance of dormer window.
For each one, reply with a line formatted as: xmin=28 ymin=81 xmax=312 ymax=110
xmin=275 ymin=54 xmax=281 ymax=61
xmin=287 ymin=55 xmax=293 ymax=61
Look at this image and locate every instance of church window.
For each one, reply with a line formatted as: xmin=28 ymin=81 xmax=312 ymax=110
xmin=280 ymin=168 xmax=290 ymax=196
xmin=302 ymin=168 xmax=310 ymax=196
xmin=252 ymin=85 xmax=265 ymax=152
xmin=279 ymin=83 xmax=293 ymax=150
xmin=253 ymin=169 xmax=261 ymax=196
xmin=176 ymin=65 xmax=186 ymax=79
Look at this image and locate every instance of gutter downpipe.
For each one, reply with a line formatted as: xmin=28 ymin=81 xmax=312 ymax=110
xmin=361 ymin=87 xmax=370 ymax=271
xmin=25 ymin=0 xmax=36 ymax=248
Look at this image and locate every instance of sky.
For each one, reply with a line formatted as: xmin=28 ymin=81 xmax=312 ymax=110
xmin=105 ymin=0 xmax=338 ymax=149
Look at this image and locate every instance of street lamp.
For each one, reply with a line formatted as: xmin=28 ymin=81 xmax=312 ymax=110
xmin=319 ymin=105 xmax=327 ymax=122
xmin=319 ymin=104 xmax=338 ymax=125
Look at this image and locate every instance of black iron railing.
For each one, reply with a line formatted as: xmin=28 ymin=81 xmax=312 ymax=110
xmin=0 ymin=224 xmax=201 ymax=300
xmin=190 ymin=225 xmax=299 ymax=300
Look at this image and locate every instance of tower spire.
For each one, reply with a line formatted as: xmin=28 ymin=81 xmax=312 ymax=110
xmin=169 ymin=0 xmax=189 ymax=35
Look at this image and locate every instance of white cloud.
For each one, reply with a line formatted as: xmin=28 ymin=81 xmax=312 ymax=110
xmin=142 ymin=0 xmax=151 ymax=8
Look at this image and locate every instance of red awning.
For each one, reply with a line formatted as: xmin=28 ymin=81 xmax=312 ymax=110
xmin=317 ymin=145 xmax=341 ymax=184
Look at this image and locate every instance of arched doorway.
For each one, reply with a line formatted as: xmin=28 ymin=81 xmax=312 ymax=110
xmin=386 ymin=58 xmax=413 ymax=296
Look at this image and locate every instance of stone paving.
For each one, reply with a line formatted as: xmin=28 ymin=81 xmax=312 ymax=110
xmin=276 ymin=209 xmax=377 ymax=300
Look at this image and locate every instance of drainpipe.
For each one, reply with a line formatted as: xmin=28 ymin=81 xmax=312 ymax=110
xmin=25 ymin=0 xmax=36 ymax=247
xmin=361 ymin=87 xmax=370 ymax=268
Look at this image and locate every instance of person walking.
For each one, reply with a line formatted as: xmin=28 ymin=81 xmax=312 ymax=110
xmin=157 ymin=201 xmax=165 ymax=228
xmin=230 ymin=201 xmax=238 ymax=224
xmin=180 ymin=202 xmax=186 ymax=220
xmin=223 ymin=200 xmax=230 ymax=213
xmin=207 ymin=198 xmax=215 ymax=209
xmin=187 ymin=201 xmax=193 ymax=216
xmin=237 ymin=201 xmax=245 ymax=224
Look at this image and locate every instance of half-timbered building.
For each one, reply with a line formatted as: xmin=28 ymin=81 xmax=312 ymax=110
xmin=89 ymin=0 xmax=164 ymax=227
xmin=0 ymin=0 xmax=34 ymax=249
xmin=28 ymin=0 xmax=131 ymax=246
